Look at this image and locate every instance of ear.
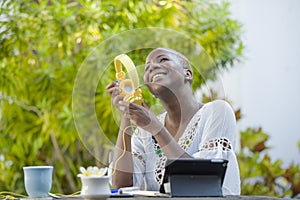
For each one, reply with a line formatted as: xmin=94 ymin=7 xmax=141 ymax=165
xmin=184 ymin=69 xmax=193 ymax=80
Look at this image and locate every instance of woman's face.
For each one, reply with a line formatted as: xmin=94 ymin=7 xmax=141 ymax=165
xmin=143 ymin=48 xmax=188 ymax=96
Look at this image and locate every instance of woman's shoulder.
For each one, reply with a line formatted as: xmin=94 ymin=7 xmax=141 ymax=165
xmin=204 ymin=99 xmax=232 ymax=107
xmin=202 ymin=99 xmax=234 ymax=115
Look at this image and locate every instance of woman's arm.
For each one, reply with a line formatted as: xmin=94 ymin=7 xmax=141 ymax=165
xmin=154 ymin=126 xmax=192 ymax=158
xmin=120 ymin=100 xmax=191 ymax=159
xmin=198 ymin=100 xmax=237 ymax=153
xmin=106 ymin=81 xmax=134 ymax=188
xmin=111 ymin=116 xmax=134 ymax=189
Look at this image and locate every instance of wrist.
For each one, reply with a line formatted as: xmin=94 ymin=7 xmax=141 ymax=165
xmin=120 ymin=116 xmax=131 ymax=127
xmin=144 ymin=121 xmax=164 ymax=136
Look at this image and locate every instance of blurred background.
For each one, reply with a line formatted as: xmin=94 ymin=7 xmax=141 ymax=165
xmin=222 ymin=0 xmax=300 ymax=165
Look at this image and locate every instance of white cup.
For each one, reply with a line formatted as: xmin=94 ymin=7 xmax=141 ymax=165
xmin=80 ymin=176 xmax=110 ymax=198
xmin=23 ymin=166 xmax=53 ymax=198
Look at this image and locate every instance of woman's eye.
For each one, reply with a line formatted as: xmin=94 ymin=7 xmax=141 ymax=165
xmin=159 ymin=57 xmax=169 ymax=62
xmin=145 ymin=64 xmax=150 ymax=71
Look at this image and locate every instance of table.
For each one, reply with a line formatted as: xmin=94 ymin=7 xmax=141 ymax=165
xmin=62 ymin=195 xmax=290 ymax=200
xmin=107 ymin=196 xmax=290 ymax=200
xmin=13 ymin=195 xmax=291 ymax=200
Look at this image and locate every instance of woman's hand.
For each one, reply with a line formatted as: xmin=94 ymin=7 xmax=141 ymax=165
xmin=106 ymin=81 xmax=128 ymax=117
xmin=107 ymin=81 xmax=164 ymax=135
xmin=119 ymin=100 xmax=164 ymax=135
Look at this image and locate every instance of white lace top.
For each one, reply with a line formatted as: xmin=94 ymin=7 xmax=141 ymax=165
xmin=131 ymin=100 xmax=241 ymax=195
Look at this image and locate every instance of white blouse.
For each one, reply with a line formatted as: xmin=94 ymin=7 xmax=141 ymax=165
xmin=131 ymin=100 xmax=241 ymax=195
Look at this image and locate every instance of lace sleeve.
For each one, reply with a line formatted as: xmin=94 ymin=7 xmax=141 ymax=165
xmin=200 ymin=137 xmax=232 ymax=152
xmin=192 ymin=100 xmax=237 ymax=159
xmin=192 ymin=100 xmax=241 ymax=195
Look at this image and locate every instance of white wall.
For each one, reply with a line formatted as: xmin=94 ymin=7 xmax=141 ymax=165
xmin=216 ymin=0 xmax=300 ymax=165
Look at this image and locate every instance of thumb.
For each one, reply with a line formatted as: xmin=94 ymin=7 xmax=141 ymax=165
xmin=142 ymin=100 xmax=150 ymax=109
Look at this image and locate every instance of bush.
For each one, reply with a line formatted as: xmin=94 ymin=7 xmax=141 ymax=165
xmin=238 ymin=127 xmax=300 ymax=198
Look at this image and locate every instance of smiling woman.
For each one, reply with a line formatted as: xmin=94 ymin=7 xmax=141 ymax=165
xmin=106 ymin=48 xmax=241 ymax=196
xmin=143 ymin=48 xmax=193 ymax=98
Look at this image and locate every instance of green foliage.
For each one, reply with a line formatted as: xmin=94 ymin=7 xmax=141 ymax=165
xmin=238 ymin=127 xmax=300 ymax=198
xmin=0 ymin=0 xmax=243 ymax=194
xmin=202 ymin=90 xmax=300 ymax=197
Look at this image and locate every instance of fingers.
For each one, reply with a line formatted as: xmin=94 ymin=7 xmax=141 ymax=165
xmin=106 ymin=81 xmax=122 ymax=97
xmin=106 ymin=80 xmax=119 ymax=88
xmin=122 ymin=102 xmax=149 ymax=122
xmin=108 ymin=87 xmax=122 ymax=97
xmin=142 ymin=100 xmax=150 ymax=109
xmin=106 ymin=81 xmax=148 ymax=121
xmin=117 ymin=101 xmax=131 ymax=119
xmin=112 ymin=95 xmax=124 ymax=107
xmin=106 ymin=80 xmax=118 ymax=90
xmin=107 ymin=81 xmax=129 ymax=117
xmin=128 ymin=102 xmax=141 ymax=110
xmin=118 ymin=101 xmax=137 ymax=119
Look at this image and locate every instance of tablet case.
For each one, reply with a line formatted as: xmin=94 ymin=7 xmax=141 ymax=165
xmin=160 ymin=158 xmax=228 ymax=197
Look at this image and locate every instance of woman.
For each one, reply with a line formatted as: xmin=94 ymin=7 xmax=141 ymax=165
xmin=106 ymin=48 xmax=240 ymax=195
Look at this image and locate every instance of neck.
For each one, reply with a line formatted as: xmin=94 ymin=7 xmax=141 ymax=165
xmin=159 ymin=88 xmax=201 ymax=137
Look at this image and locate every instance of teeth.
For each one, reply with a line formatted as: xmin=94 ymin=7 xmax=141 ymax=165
xmin=152 ymin=73 xmax=164 ymax=82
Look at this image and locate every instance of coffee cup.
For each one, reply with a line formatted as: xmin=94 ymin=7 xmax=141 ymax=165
xmin=23 ymin=166 xmax=53 ymax=198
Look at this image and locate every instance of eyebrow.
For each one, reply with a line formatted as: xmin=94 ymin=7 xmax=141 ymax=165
xmin=146 ymin=53 xmax=169 ymax=64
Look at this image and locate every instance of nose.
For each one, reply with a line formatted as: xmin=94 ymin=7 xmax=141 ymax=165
xmin=148 ymin=62 xmax=161 ymax=73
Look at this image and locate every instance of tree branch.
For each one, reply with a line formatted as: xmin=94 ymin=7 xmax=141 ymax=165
xmin=50 ymin=130 xmax=77 ymax=192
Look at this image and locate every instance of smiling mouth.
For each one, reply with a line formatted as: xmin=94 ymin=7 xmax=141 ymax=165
xmin=151 ymin=73 xmax=165 ymax=82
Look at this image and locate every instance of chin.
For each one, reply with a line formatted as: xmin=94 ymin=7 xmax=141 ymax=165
xmin=148 ymin=83 xmax=169 ymax=97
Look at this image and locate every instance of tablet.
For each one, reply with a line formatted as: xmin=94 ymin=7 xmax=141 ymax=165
xmin=160 ymin=158 xmax=228 ymax=197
